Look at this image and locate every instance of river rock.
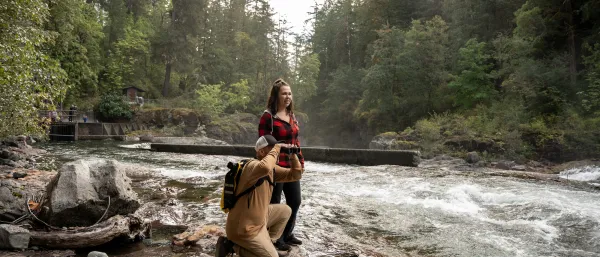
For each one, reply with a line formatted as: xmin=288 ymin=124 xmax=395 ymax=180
xmin=466 ymin=152 xmax=480 ymax=164
xmin=153 ymin=137 xmax=228 ymax=145
xmin=43 ymin=159 xmax=140 ymax=227
xmin=87 ymin=251 xmax=109 ymax=257
xmin=139 ymin=134 xmax=155 ymax=142
xmin=0 ymin=159 xmax=17 ymax=167
xmin=0 ymin=224 xmax=30 ymax=249
xmin=0 ymin=149 xmax=21 ymax=161
xmin=0 ymin=169 xmax=56 ymax=223
xmin=12 ymin=172 xmax=27 ymax=179
xmin=124 ymin=136 xmax=140 ymax=142
xmin=205 ymin=116 xmax=257 ymax=145
xmin=512 ymin=165 xmax=527 ymax=171
xmin=494 ymin=160 xmax=515 ymax=170
xmin=369 ymin=132 xmax=399 ymax=150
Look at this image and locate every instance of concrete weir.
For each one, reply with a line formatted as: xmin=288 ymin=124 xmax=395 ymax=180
xmin=49 ymin=122 xmax=148 ymax=141
xmin=150 ymin=144 xmax=421 ymax=167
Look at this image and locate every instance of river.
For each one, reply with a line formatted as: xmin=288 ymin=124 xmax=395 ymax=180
xmin=37 ymin=141 xmax=600 ymax=257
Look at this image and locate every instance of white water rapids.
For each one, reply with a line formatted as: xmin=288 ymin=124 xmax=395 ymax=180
xmin=38 ymin=142 xmax=600 ymax=257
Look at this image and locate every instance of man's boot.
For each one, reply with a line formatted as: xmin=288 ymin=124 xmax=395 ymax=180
xmin=285 ymin=234 xmax=302 ymax=245
xmin=215 ymin=236 xmax=234 ymax=257
xmin=273 ymin=239 xmax=291 ymax=251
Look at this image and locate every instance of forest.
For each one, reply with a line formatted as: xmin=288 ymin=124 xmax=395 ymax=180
xmin=2 ymin=0 xmax=600 ymax=161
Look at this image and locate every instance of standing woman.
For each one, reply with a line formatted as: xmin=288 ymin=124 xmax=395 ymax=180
xmin=258 ymin=78 xmax=304 ymax=250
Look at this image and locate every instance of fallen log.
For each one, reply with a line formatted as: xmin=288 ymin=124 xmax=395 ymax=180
xmin=29 ymin=214 xmax=149 ymax=249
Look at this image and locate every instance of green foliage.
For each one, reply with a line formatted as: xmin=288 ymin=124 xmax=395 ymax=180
xmin=48 ymin=0 xmax=103 ymax=102
xmin=193 ymin=79 xmax=252 ymax=118
xmin=222 ymin=79 xmax=251 ymax=113
xmin=448 ymin=39 xmax=497 ymax=108
xmin=0 ymin=0 xmax=68 ymax=138
xmin=194 ymin=84 xmax=226 ymax=118
xmin=357 ymin=16 xmax=450 ymax=132
xmin=414 ymin=119 xmax=441 ymax=142
xmin=4 ymin=0 xmax=600 ymax=161
xmin=580 ymin=43 xmax=600 ymax=114
xmin=292 ymin=54 xmax=321 ymax=107
xmin=96 ymin=93 xmax=133 ymax=120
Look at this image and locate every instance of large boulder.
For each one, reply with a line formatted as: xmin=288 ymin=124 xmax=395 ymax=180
xmin=0 ymin=183 xmax=22 ymax=221
xmin=369 ymin=132 xmax=400 ymax=150
xmin=133 ymin=108 xmax=206 ymax=136
xmin=369 ymin=132 xmax=420 ymax=150
xmin=466 ymin=152 xmax=481 ymax=164
xmin=0 ymin=224 xmax=30 ymax=249
xmin=205 ymin=114 xmax=258 ymax=145
xmin=443 ymin=137 xmax=502 ymax=153
xmin=0 ymin=169 xmax=56 ymax=223
xmin=43 ymin=159 xmax=140 ymax=227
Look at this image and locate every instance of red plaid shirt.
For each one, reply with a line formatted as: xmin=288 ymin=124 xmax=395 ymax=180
xmin=258 ymin=111 xmax=305 ymax=168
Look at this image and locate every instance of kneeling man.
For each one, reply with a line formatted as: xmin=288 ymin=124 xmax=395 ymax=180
xmin=216 ymin=135 xmax=303 ymax=257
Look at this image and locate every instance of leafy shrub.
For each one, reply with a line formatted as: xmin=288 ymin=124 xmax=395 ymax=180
xmin=95 ymin=93 xmax=133 ymax=121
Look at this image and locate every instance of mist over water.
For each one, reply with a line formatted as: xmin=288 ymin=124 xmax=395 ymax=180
xmin=39 ymin=141 xmax=600 ymax=257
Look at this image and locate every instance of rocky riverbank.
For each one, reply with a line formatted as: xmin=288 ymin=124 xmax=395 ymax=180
xmin=0 ymin=141 xmax=304 ymax=257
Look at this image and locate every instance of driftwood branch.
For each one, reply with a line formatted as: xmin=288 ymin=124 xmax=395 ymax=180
xmin=29 ymin=214 xmax=149 ymax=249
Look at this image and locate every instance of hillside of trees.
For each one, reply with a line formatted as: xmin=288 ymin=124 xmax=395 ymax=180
xmin=2 ymin=0 xmax=600 ymax=161
xmin=305 ymin=0 xmax=600 ymax=161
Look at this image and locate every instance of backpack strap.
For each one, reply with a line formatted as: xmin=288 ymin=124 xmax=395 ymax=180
xmin=237 ymin=175 xmax=275 ymax=208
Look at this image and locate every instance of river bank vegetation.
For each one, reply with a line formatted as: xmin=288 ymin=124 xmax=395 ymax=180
xmin=2 ymin=0 xmax=600 ymax=162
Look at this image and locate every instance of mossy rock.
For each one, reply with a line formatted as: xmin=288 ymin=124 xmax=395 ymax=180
xmin=391 ymin=140 xmax=420 ymax=150
xmin=443 ymin=136 xmax=503 ymax=153
xmin=379 ymin=132 xmax=400 ymax=139
xmin=205 ymin=114 xmax=257 ymax=144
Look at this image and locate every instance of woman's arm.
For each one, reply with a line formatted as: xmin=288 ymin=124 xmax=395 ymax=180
xmin=258 ymin=112 xmax=273 ymax=137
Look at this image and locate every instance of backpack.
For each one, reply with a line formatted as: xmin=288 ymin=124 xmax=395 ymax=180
xmin=220 ymin=159 xmax=274 ymax=213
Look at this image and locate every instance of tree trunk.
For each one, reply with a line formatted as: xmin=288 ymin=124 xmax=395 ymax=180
xmin=162 ymin=62 xmax=172 ymax=97
xmin=29 ymin=215 xmax=149 ymax=249
xmin=565 ymin=0 xmax=577 ymax=87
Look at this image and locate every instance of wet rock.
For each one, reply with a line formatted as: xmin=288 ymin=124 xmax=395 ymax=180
xmin=43 ymin=159 xmax=140 ymax=227
xmin=139 ymin=134 xmax=155 ymax=142
xmin=466 ymin=152 xmax=480 ymax=164
xmin=125 ymin=136 xmax=140 ymax=142
xmin=0 ymin=224 xmax=30 ymax=249
xmin=87 ymin=251 xmax=108 ymax=257
xmin=513 ymin=165 xmax=527 ymax=171
xmin=12 ymin=172 xmax=27 ymax=179
xmin=494 ymin=160 xmax=515 ymax=170
xmin=0 ymin=159 xmax=17 ymax=167
xmin=433 ymin=155 xmax=455 ymax=161
xmin=0 ymin=183 xmax=25 ymax=222
xmin=26 ymin=136 xmax=36 ymax=145
xmin=153 ymin=137 xmax=228 ymax=145
xmin=369 ymin=132 xmax=399 ymax=150
xmin=172 ymin=225 xmax=226 ymax=250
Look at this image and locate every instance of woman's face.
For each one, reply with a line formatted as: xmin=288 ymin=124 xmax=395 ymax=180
xmin=278 ymin=85 xmax=292 ymax=109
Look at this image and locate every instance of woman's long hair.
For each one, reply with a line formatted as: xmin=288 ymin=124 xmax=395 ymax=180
xmin=267 ymin=78 xmax=294 ymax=115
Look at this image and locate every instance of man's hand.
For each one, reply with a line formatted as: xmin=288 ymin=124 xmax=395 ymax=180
xmin=280 ymin=144 xmax=300 ymax=154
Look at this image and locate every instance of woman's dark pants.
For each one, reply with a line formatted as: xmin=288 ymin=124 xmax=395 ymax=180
xmin=270 ymin=180 xmax=301 ymax=241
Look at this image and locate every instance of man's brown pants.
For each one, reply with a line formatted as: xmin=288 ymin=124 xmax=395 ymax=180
xmin=233 ymin=204 xmax=291 ymax=257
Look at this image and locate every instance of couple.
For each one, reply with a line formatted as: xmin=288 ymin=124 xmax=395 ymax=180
xmin=217 ymin=79 xmax=305 ymax=257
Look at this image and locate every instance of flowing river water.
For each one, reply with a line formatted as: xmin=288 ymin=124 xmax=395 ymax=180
xmin=36 ymin=141 xmax=600 ymax=257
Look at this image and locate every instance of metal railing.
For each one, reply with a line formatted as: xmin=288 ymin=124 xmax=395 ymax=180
xmin=38 ymin=110 xmax=93 ymax=123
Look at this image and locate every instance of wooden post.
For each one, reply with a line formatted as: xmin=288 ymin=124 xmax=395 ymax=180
xmin=74 ymin=122 xmax=79 ymax=141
